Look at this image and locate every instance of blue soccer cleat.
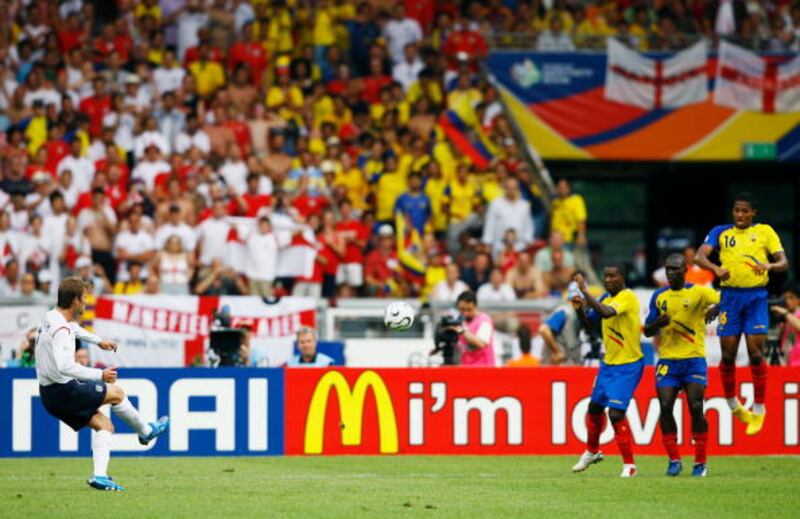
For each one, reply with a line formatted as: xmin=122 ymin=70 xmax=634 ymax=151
xmin=88 ymin=475 xmax=125 ymax=491
xmin=692 ymin=463 xmax=708 ymax=477
xmin=666 ymin=460 xmax=683 ymax=477
xmin=139 ymin=415 xmax=170 ymax=446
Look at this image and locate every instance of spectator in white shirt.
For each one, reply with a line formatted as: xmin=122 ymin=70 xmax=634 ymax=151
xmin=57 ymin=139 xmax=96 ymax=194
xmin=155 ymin=92 xmax=186 ymax=153
xmin=132 ymin=145 xmax=171 ymax=192
xmin=537 ymin=17 xmax=576 ymax=51
xmin=114 ymin=206 xmax=156 ymax=282
xmin=155 ymin=204 xmax=197 ymax=253
xmin=0 ymin=211 xmax=20 ymax=261
xmin=432 ymin=263 xmax=470 ymax=304
xmin=245 ymin=216 xmax=286 ymax=297
xmin=477 ymin=268 xmax=517 ymax=305
xmin=134 ymin=116 xmax=170 ymax=159
xmin=0 ymin=258 xmax=21 ymax=297
xmin=56 ymin=169 xmax=80 ymax=209
xmin=196 ymin=198 xmax=231 ymax=268
xmin=153 ymin=49 xmax=186 ymax=96
xmin=383 ymin=4 xmax=423 ymax=64
xmin=220 ymin=145 xmax=248 ymax=194
xmin=123 ymin=75 xmax=151 ymax=114
xmin=482 ymin=178 xmax=534 ymax=256
xmin=8 ymin=192 xmax=30 ymax=231
xmin=174 ymin=113 xmax=211 ymax=155
xmin=173 ymin=0 xmax=210 ymax=61
xmin=154 ymin=235 xmax=193 ymax=295
xmin=392 ymin=43 xmax=424 ymax=91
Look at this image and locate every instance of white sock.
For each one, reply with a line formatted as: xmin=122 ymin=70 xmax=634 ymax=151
xmin=726 ymin=398 xmax=740 ymax=411
xmin=92 ymin=430 xmax=112 ymax=477
xmin=753 ymin=403 xmax=765 ymax=415
xmin=112 ymin=397 xmax=152 ymax=437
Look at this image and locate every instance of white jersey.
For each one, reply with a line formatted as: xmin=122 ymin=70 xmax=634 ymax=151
xmin=34 ymin=309 xmax=103 ymax=386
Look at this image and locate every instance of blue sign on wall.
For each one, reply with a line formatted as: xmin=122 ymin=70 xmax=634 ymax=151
xmin=0 ymin=368 xmax=284 ymax=457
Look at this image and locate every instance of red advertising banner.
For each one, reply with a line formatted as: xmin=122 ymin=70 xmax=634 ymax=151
xmin=284 ymin=367 xmax=800 ymax=456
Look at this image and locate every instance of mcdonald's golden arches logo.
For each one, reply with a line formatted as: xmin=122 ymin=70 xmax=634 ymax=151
xmin=304 ymin=370 xmax=399 ymax=454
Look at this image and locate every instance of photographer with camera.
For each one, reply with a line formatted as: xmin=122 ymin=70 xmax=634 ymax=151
xmin=445 ymin=291 xmax=496 ymax=367
xmin=770 ymin=286 xmax=800 ymax=366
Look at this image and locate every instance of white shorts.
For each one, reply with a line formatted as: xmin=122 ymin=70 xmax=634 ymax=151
xmin=336 ymin=263 xmax=363 ymax=287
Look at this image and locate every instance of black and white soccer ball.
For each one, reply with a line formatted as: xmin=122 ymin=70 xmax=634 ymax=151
xmin=383 ymin=301 xmax=415 ymax=331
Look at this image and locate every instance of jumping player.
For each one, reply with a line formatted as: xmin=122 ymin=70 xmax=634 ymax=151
xmin=696 ymin=193 xmax=788 ymax=435
xmin=571 ymin=266 xmax=643 ymax=477
xmin=644 ymin=254 xmax=720 ymax=477
xmin=36 ymin=277 xmax=169 ymax=491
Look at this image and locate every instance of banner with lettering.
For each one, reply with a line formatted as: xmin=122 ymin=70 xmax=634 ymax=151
xmin=488 ymin=45 xmax=800 ymax=161
xmin=90 ymin=296 xmax=316 ymax=367
xmin=285 ymin=367 xmax=800 ymax=456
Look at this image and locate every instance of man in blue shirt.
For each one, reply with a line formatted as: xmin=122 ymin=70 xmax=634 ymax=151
xmin=287 ymin=326 xmax=334 ymax=367
xmin=394 ymin=172 xmax=431 ymax=234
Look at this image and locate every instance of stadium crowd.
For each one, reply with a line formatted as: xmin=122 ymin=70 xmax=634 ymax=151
xmin=0 ymin=0 xmax=794 ymax=307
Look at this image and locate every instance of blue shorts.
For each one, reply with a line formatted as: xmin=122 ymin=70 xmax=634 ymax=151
xmin=40 ymin=379 xmax=107 ymax=431
xmin=590 ymin=359 xmax=644 ymax=411
xmin=718 ymin=287 xmax=769 ymax=337
xmin=655 ymin=357 xmax=708 ymax=388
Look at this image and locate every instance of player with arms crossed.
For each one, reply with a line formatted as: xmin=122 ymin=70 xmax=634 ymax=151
xmin=571 ymin=265 xmax=643 ymax=477
xmin=36 ymin=277 xmax=169 ymax=491
xmin=644 ymin=253 xmax=720 ymax=477
xmin=696 ymin=193 xmax=788 ymax=435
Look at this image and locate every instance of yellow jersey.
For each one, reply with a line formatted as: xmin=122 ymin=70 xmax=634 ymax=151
xmin=590 ymin=288 xmax=642 ymax=365
xmin=703 ymin=223 xmax=784 ymax=288
xmin=375 ymin=170 xmax=407 ymax=221
xmin=646 ymin=284 xmax=720 ymax=359
xmin=444 ymin=179 xmax=476 ymax=222
xmin=188 ymin=61 xmax=226 ymax=97
xmin=550 ymin=193 xmax=587 ymax=243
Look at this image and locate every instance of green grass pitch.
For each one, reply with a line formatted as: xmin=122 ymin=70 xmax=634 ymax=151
xmin=1 ymin=456 xmax=797 ymax=518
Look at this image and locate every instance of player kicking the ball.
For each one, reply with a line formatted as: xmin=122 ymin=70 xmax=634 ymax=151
xmin=35 ymin=277 xmax=169 ymax=491
xmin=696 ymin=193 xmax=788 ymax=435
xmin=571 ymin=266 xmax=643 ymax=478
xmin=644 ymin=254 xmax=720 ymax=477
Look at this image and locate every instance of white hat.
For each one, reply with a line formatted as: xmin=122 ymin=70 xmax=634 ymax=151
xmin=32 ymin=171 xmax=50 ymax=184
xmin=377 ymin=224 xmax=394 ymax=237
xmin=37 ymin=270 xmax=52 ymax=284
xmin=75 ymin=256 xmax=92 ymax=269
xmin=125 ymin=74 xmax=141 ymax=85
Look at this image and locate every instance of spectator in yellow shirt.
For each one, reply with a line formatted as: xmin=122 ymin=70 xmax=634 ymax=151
xmin=334 ymin=153 xmax=368 ymax=211
xmin=444 ymin=164 xmax=477 ymax=224
xmin=374 ymin=154 xmax=407 ymax=223
xmin=266 ymin=70 xmax=304 ymax=123
xmin=313 ymin=0 xmax=336 ymax=74
xmin=25 ymin=101 xmax=48 ymax=155
xmin=188 ymin=44 xmax=226 ymax=98
xmin=424 ymin=160 xmax=448 ymax=234
xmin=550 ymin=178 xmax=588 ymax=246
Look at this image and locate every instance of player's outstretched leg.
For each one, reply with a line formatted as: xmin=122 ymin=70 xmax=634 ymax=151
xmin=719 ymin=335 xmax=751 ymax=424
xmin=745 ymin=334 xmax=767 ymax=435
xmin=685 ymin=382 xmax=708 ymax=477
xmin=657 ymin=386 xmax=682 ymax=476
xmin=104 ymin=383 xmax=170 ymax=445
xmin=608 ymin=408 xmax=636 ymax=477
xmin=86 ymin=412 xmax=124 ymax=491
xmin=572 ymin=402 xmax=605 ymax=472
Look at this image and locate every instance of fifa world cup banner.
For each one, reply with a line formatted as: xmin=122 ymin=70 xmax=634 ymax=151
xmin=488 ymin=43 xmax=800 ymax=161
xmin=90 ymin=295 xmax=316 ymax=367
xmin=0 ymin=368 xmax=285 ymax=457
xmin=285 ymin=367 xmax=800 ymax=456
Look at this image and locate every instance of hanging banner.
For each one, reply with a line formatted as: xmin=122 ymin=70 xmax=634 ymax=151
xmin=488 ymin=44 xmax=800 ymax=161
xmin=91 ymin=296 xmax=317 ymax=367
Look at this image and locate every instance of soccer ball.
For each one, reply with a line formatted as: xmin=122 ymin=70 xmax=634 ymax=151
xmin=384 ymin=301 xmax=415 ymax=331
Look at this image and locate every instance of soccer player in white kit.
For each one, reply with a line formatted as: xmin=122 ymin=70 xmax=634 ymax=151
xmin=35 ymin=277 xmax=169 ymax=491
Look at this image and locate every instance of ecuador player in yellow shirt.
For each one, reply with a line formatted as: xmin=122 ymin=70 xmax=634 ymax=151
xmin=696 ymin=193 xmax=788 ymax=435
xmin=571 ymin=266 xmax=642 ymax=478
xmin=644 ymin=254 xmax=720 ymax=478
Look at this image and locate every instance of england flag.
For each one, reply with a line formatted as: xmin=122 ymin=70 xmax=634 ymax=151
xmin=605 ymin=38 xmax=708 ymax=110
xmin=715 ymin=40 xmax=800 ymax=113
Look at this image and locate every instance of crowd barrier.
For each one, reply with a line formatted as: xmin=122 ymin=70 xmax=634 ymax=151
xmin=2 ymin=367 xmax=797 ymax=457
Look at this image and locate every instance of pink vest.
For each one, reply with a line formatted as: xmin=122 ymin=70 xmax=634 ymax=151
xmin=458 ymin=312 xmax=495 ymax=366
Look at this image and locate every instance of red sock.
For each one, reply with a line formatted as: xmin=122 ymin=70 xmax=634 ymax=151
xmin=751 ymin=362 xmax=767 ymax=405
xmin=586 ymin=413 xmax=606 ymax=454
xmin=693 ymin=432 xmax=708 ymax=464
xmin=612 ymin=418 xmax=635 ymax=465
xmin=661 ymin=432 xmax=680 ymax=461
xmin=720 ymin=363 xmax=736 ymax=400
